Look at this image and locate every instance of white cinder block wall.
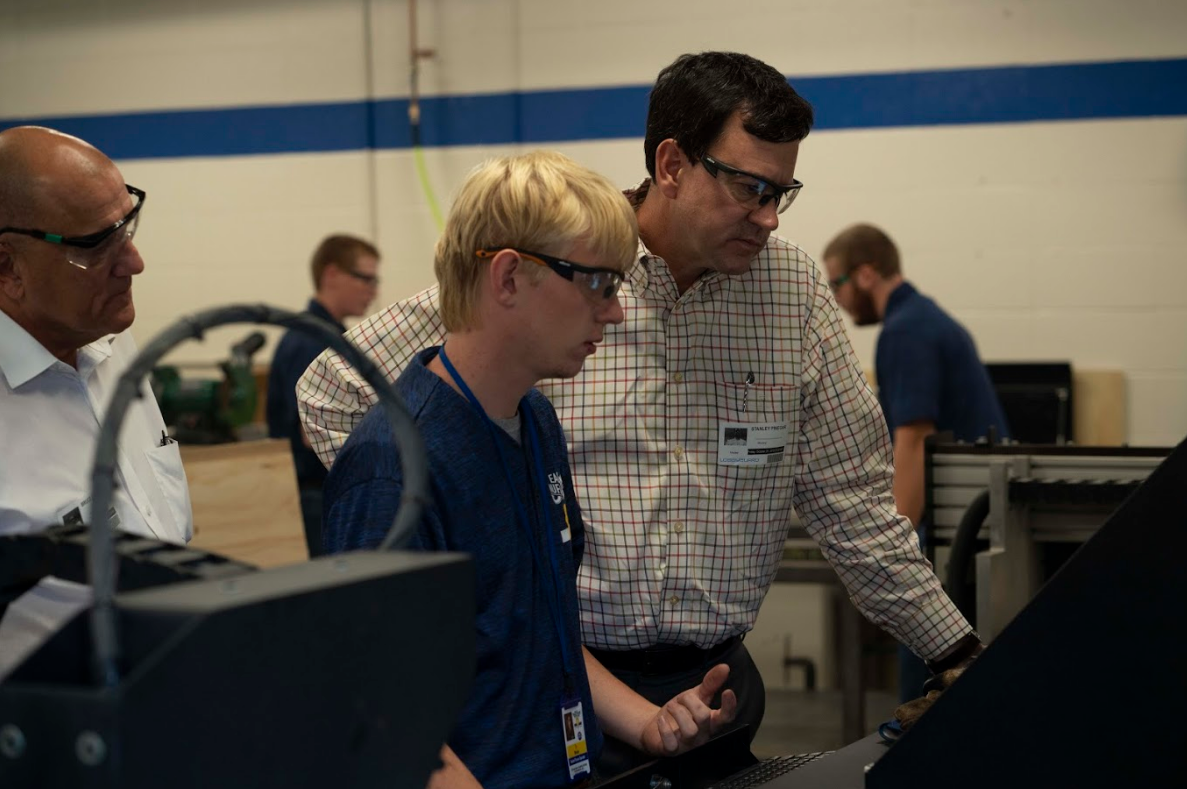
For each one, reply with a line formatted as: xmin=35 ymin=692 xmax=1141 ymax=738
xmin=4 ymin=0 xmax=1186 ymax=688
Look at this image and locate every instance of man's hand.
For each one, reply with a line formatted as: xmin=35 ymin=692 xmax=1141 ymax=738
xmin=893 ymin=666 xmax=965 ymax=731
xmin=640 ymin=663 xmax=738 ymax=756
xmin=425 ymin=745 xmax=483 ymax=789
xmin=896 ymin=635 xmax=985 ymax=730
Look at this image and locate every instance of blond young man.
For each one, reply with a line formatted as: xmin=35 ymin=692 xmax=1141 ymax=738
xmin=321 ymin=151 xmax=736 ymax=789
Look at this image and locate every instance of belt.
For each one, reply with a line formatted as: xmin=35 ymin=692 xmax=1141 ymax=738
xmin=586 ymin=636 xmax=742 ymax=676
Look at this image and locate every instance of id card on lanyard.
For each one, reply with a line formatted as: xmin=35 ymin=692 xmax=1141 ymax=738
xmin=439 ymin=346 xmax=591 ymax=782
xmin=560 ymin=696 xmax=590 ymax=780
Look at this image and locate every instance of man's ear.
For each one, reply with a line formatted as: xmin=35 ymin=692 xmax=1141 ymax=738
xmin=853 ymin=263 xmax=879 ymax=289
xmin=321 ymin=263 xmax=345 ymax=289
xmin=652 ymin=139 xmax=687 ymax=199
xmin=0 ymin=243 xmax=24 ymax=301
xmin=487 ymin=248 xmax=522 ymax=308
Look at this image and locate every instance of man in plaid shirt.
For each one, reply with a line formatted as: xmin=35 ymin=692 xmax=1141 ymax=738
xmin=297 ymin=52 xmax=980 ymax=767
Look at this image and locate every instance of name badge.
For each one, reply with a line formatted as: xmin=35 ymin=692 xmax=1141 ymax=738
xmin=56 ymin=497 xmax=121 ymax=530
xmin=717 ymin=420 xmax=789 ymax=465
xmin=560 ymin=698 xmax=591 ymax=781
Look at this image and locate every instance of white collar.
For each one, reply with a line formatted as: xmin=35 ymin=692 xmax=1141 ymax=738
xmin=0 ymin=308 xmax=116 ymax=389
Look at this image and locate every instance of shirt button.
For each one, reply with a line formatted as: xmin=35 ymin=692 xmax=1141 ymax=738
xmin=669 ymin=595 xmax=680 ymax=606
xmin=673 ymin=446 xmax=684 ymax=460
xmin=672 ymin=372 xmax=683 ymax=383
xmin=672 ymin=521 xmax=684 ymax=534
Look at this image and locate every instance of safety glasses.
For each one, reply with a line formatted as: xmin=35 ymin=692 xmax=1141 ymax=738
xmin=476 ymin=247 xmax=624 ymax=303
xmin=700 ymin=155 xmax=802 ymax=215
xmin=0 ymin=184 xmax=145 ymax=270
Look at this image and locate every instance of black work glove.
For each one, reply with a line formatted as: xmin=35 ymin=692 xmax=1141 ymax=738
xmin=894 ymin=635 xmax=983 ymax=731
xmin=893 ymin=667 xmax=965 ymax=730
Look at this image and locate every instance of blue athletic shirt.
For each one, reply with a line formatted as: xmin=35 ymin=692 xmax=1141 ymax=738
xmin=875 ymin=282 xmax=1009 ymax=442
xmin=322 ymin=347 xmax=602 ymax=789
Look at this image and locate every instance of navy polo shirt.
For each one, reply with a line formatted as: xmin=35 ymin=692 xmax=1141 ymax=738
xmin=323 ymin=349 xmax=602 ymax=789
xmin=875 ymin=282 xmax=1008 ymax=442
xmin=265 ymin=299 xmax=345 ymax=488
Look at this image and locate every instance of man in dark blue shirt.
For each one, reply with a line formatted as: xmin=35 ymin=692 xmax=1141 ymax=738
xmin=823 ymin=223 xmax=1006 ymax=698
xmin=323 ymin=152 xmax=736 ymax=789
xmin=266 ymin=234 xmax=379 ymax=556
xmin=823 ymin=223 xmax=1007 ymax=525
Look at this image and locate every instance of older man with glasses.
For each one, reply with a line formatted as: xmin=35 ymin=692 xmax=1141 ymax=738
xmin=299 ymin=51 xmax=982 ymax=770
xmin=0 ymin=125 xmax=191 ymax=543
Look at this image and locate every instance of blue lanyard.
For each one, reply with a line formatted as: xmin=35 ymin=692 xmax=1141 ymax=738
xmin=437 ymin=346 xmax=575 ymax=685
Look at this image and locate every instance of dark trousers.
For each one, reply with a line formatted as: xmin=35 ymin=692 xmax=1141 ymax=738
xmin=298 ymin=486 xmax=323 ymax=558
xmin=592 ymin=639 xmax=766 ymax=778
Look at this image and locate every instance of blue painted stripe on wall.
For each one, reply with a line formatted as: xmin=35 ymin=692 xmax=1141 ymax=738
xmin=2 ymin=58 xmax=1184 ymax=161
xmin=807 ymin=58 xmax=1187 ymax=129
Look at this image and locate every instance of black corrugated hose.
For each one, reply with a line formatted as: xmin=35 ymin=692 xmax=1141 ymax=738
xmin=945 ymin=489 xmax=991 ymax=621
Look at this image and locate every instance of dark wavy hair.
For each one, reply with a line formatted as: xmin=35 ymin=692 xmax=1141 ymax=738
xmin=644 ymin=52 xmax=815 ymax=178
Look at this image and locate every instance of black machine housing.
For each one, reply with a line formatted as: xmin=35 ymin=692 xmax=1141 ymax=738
xmin=0 ymin=549 xmax=473 ymax=788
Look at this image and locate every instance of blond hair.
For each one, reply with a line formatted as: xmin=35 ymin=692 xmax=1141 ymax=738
xmin=434 ymin=150 xmax=638 ymax=331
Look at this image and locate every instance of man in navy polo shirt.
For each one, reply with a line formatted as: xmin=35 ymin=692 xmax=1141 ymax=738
xmin=323 ymin=151 xmax=736 ymax=789
xmin=266 ymin=234 xmax=380 ymax=556
xmin=823 ymin=223 xmax=1007 ymax=526
xmin=823 ymin=223 xmax=1006 ymax=699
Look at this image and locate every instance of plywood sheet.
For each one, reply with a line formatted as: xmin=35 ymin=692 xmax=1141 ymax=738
xmin=1074 ymin=370 xmax=1127 ymax=446
xmin=181 ymin=439 xmax=308 ymax=568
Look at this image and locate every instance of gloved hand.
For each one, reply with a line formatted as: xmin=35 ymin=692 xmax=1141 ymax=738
xmin=893 ymin=666 xmax=966 ymax=731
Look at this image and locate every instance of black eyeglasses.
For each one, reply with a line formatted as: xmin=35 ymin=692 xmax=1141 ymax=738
xmin=699 ymin=155 xmax=802 ymax=215
xmin=344 ymin=269 xmax=380 ymax=287
xmin=0 ymin=184 xmax=146 ymax=270
xmin=828 ymin=272 xmax=851 ymax=292
xmin=476 ymin=248 xmax=624 ymax=303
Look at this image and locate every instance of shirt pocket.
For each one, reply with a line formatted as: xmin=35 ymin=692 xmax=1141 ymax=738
xmin=711 ymin=381 xmax=800 ymax=582
xmin=143 ymin=441 xmax=193 ymax=542
xmin=712 ymin=381 xmax=798 ymax=500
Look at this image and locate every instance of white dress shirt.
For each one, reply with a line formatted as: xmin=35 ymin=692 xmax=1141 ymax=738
xmin=0 ymin=309 xmax=192 ymax=543
xmin=296 ymin=235 xmax=973 ymax=660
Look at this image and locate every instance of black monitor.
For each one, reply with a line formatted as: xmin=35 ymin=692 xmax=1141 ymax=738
xmin=0 ymin=549 xmax=474 ymax=788
xmin=985 ymin=362 xmax=1073 ymax=444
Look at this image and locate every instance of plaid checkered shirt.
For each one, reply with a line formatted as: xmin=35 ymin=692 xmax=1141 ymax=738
xmin=298 ymin=236 xmax=973 ymax=658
